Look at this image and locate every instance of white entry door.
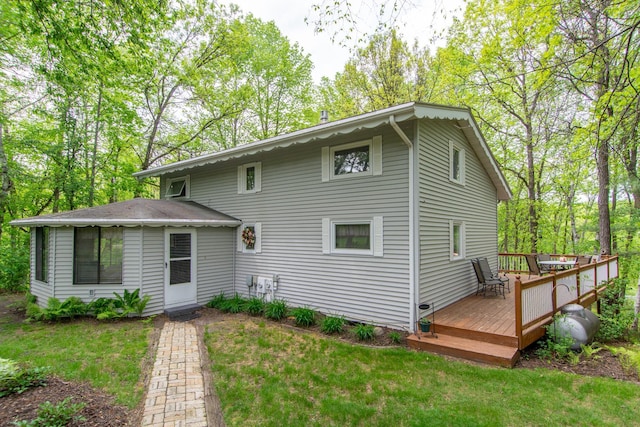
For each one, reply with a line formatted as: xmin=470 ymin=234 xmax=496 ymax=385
xmin=164 ymin=229 xmax=197 ymax=308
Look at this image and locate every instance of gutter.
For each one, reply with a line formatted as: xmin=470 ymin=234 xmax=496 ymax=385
xmin=9 ymin=219 xmax=243 ymax=228
xmin=389 ymin=115 xmax=417 ymax=332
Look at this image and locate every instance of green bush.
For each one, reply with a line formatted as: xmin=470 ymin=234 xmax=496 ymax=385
xmin=244 ymin=297 xmax=265 ymax=316
xmin=320 ymin=316 xmax=345 ymax=334
xmin=206 ymin=293 xmax=227 ymax=309
xmin=0 ymin=235 xmax=29 ymax=292
xmin=597 ymin=277 xmax=634 ymax=341
xmin=291 ymin=307 xmax=316 ymax=327
xmin=0 ymin=358 xmax=48 ymax=397
xmin=220 ymin=293 xmax=246 ymax=313
xmin=12 ymin=397 xmax=86 ymax=427
xmin=389 ymin=331 xmax=402 ymax=344
xmin=353 ymin=323 xmax=375 ymax=341
xmin=264 ymin=299 xmax=288 ymax=321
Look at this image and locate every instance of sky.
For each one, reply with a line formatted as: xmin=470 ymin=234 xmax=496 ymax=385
xmin=221 ymin=0 xmax=467 ymax=83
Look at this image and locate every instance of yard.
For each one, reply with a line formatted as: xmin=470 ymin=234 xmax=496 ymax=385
xmin=1 ymin=292 xmax=639 ymax=426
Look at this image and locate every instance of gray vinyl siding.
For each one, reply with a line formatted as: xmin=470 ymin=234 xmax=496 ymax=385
xmin=196 ymin=227 xmax=235 ymax=305
xmin=141 ymin=228 xmax=165 ymax=315
xmin=418 ymin=119 xmax=499 ymax=310
xmin=177 ymin=125 xmax=412 ymax=328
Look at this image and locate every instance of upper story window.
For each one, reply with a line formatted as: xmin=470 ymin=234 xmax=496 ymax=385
xmin=322 ymin=136 xmax=382 ymax=182
xmin=450 ymin=220 xmax=465 ymax=261
xmin=449 ymin=141 xmax=465 ymax=185
xmin=238 ymin=162 xmax=262 ymax=194
xmin=35 ymin=227 xmax=49 ymax=283
xmin=74 ymin=227 xmax=123 ymax=284
xmin=165 ymin=175 xmax=190 ymax=198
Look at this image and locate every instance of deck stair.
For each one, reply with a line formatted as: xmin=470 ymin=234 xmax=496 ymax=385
xmin=164 ymin=304 xmax=202 ymax=322
xmin=407 ymin=331 xmax=519 ymax=368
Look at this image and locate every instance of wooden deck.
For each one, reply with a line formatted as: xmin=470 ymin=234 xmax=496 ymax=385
xmin=407 ymin=275 xmax=530 ymax=368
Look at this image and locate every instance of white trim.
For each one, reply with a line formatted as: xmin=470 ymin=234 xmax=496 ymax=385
xmin=450 ymin=220 xmax=466 ymax=261
xmin=11 ymin=218 xmax=242 ymax=227
xmin=449 ymin=141 xmax=465 ymax=185
xmin=322 ymin=136 xmax=382 ymax=182
xmin=164 ymin=228 xmax=197 ymax=308
xmin=322 ymin=217 xmax=384 ymax=257
xmin=165 ymin=175 xmax=190 ymax=198
xmin=238 ymin=223 xmax=261 ymax=254
xmin=237 ymin=162 xmax=262 ymax=194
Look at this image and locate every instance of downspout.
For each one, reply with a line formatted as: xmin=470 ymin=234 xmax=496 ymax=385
xmin=389 ymin=115 xmax=417 ymax=332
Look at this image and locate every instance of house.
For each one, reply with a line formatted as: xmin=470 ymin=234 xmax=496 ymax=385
xmin=11 ymin=102 xmax=511 ymax=331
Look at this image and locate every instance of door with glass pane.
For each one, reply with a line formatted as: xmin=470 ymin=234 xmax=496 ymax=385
xmin=164 ymin=229 xmax=197 ymax=308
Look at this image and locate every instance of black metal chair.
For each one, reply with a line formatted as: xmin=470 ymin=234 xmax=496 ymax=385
xmin=471 ymin=258 xmax=505 ymax=298
xmin=575 ymin=255 xmax=592 ymax=266
xmin=525 ymin=254 xmax=550 ymax=278
xmin=478 ymin=257 xmax=510 ymax=293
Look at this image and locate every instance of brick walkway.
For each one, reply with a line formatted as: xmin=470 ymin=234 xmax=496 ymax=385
xmin=141 ymin=322 xmax=207 ymax=427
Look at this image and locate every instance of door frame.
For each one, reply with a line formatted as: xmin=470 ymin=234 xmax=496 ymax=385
xmin=164 ymin=228 xmax=197 ymax=309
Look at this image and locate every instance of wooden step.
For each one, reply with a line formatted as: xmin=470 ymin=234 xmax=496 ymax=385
xmin=432 ymin=323 xmax=519 ymax=347
xmin=407 ymin=333 xmax=520 ymax=368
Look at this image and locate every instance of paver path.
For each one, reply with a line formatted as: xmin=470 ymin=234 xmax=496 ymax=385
xmin=141 ymin=322 xmax=207 ymax=427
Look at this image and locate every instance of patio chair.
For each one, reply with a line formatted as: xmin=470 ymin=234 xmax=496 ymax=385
xmin=575 ymin=255 xmax=592 ymax=266
xmin=471 ymin=258 xmax=506 ymax=298
xmin=525 ymin=254 xmax=550 ymax=278
xmin=478 ymin=257 xmax=510 ymax=293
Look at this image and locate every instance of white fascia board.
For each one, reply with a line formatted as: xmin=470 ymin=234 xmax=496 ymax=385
xmin=10 ymin=218 xmax=242 ymax=228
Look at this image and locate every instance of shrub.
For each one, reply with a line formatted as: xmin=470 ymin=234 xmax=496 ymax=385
xmin=353 ymin=323 xmax=375 ymax=341
xmin=389 ymin=331 xmax=402 ymax=344
xmin=0 ymin=236 xmax=29 ymax=292
xmin=291 ymin=307 xmax=316 ymax=327
xmin=221 ymin=293 xmax=246 ymax=314
xmin=206 ymin=293 xmax=227 ymax=309
xmin=244 ymin=297 xmax=265 ymax=316
xmin=320 ymin=316 xmax=345 ymax=334
xmin=113 ymin=288 xmax=151 ymax=316
xmin=0 ymin=359 xmax=48 ymax=397
xmin=264 ymin=299 xmax=288 ymax=321
xmin=30 ymin=297 xmax=89 ymax=321
xmin=596 ymin=277 xmax=634 ymax=341
xmin=13 ymin=397 xmax=86 ymax=427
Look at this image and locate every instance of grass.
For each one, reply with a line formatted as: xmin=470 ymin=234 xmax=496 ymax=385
xmin=205 ymin=318 xmax=640 ymax=427
xmin=0 ymin=294 xmax=152 ymax=407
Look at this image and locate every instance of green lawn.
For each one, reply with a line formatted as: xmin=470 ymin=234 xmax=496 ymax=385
xmin=205 ymin=319 xmax=640 ymax=427
xmin=0 ymin=294 xmax=153 ymax=407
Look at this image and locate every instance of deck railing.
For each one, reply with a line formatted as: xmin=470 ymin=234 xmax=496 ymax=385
xmin=498 ymin=253 xmax=619 ymax=349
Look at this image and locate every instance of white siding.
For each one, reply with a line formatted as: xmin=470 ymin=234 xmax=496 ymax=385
xmin=418 ymin=120 xmax=499 ymax=310
xmin=197 ymin=227 xmax=235 ymax=304
xmin=180 ymin=126 xmax=412 ymax=328
xmin=141 ymin=228 xmax=165 ymax=315
xmin=29 ymin=228 xmax=53 ymax=306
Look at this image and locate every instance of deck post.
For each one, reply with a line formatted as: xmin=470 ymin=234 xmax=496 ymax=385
xmin=515 ymin=275 xmax=522 ymax=349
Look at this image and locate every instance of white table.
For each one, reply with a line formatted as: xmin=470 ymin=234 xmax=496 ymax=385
xmin=538 ymin=260 xmax=576 ymax=270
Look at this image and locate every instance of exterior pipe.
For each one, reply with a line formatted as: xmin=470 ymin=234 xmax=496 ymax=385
xmin=390 ymin=115 xmax=417 ymax=332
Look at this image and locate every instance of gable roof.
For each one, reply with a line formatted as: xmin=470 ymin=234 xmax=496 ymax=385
xmin=134 ymin=102 xmax=511 ymax=200
xmin=10 ymin=198 xmax=241 ymax=228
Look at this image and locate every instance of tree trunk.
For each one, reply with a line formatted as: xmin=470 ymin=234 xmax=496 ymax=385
xmin=0 ymin=122 xmax=14 ymax=243
xmin=597 ymin=139 xmax=612 ymax=255
xmin=88 ymin=85 xmax=103 ymax=207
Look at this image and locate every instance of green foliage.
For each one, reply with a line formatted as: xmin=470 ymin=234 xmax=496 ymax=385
xmin=244 ymin=297 xmax=265 ymax=316
xmin=113 ymin=288 xmax=151 ymax=316
xmin=264 ymin=299 xmax=288 ymax=321
xmin=0 ymin=359 xmax=48 ymax=397
xmin=12 ymin=397 xmax=86 ymax=427
xmin=220 ymin=293 xmax=246 ymax=314
xmin=388 ymin=331 xmax=402 ymax=344
xmin=27 ymin=297 xmax=89 ymax=321
xmin=291 ymin=307 xmax=316 ymax=327
xmin=320 ymin=315 xmax=345 ymax=334
xmin=0 ymin=237 xmax=30 ymax=292
xmin=353 ymin=323 xmax=375 ymax=341
xmin=597 ymin=277 xmax=634 ymax=341
xmin=206 ymin=293 xmax=227 ymax=309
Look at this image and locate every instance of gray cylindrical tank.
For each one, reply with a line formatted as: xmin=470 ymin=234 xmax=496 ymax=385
xmin=548 ymin=304 xmax=600 ymax=350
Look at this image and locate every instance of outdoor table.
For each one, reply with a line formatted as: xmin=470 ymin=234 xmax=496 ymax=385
xmin=538 ymin=260 xmax=576 ymax=270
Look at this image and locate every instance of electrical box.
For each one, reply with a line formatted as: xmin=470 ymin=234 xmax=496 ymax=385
xmin=246 ymin=275 xmax=254 ymax=287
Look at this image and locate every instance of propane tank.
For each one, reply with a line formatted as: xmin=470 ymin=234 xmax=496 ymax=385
xmin=548 ymin=304 xmax=600 ymax=350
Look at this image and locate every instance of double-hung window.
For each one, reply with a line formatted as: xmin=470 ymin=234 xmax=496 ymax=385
xmin=35 ymin=227 xmax=49 ymax=283
xmin=74 ymin=227 xmax=123 ymax=284
xmin=322 ymin=136 xmax=382 ymax=181
xmin=238 ymin=162 xmax=262 ymax=194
